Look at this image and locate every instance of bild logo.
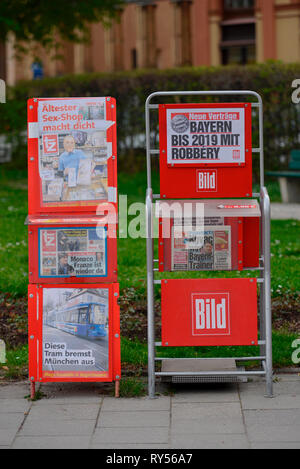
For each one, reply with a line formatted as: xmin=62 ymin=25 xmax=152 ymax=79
xmin=192 ymin=292 xmax=230 ymax=336
xmin=197 ymin=170 xmax=217 ymax=192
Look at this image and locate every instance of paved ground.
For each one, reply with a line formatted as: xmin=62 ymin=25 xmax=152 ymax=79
xmin=0 ymin=373 xmax=299 ymax=449
xmin=271 ymin=203 xmax=300 ymax=220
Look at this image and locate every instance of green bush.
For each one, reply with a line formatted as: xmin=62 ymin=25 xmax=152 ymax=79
xmin=1 ymin=62 xmax=300 ymax=179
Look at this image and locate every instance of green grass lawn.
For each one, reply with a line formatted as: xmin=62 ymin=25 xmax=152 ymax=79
xmin=0 ymin=169 xmax=298 ymax=298
xmin=0 ymin=168 xmax=299 ymax=377
xmin=121 ymin=331 xmax=299 ymax=370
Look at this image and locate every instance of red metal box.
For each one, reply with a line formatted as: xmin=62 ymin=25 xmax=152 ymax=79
xmin=161 ymin=278 xmax=258 ymax=347
xmin=28 ymin=215 xmax=117 ymax=284
xmin=28 ymin=283 xmax=120 ymax=382
xmin=157 ymin=199 xmax=260 ymax=271
xmin=159 ymin=103 xmax=252 ymax=198
xmin=28 ymin=97 xmax=117 ymax=215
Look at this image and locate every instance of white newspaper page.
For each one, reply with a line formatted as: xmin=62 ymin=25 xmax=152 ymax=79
xmin=171 ymin=224 xmax=231 ymax=271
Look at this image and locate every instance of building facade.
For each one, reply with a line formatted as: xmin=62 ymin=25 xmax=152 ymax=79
xmin=1 ymin=0 xmax=300 ymax=85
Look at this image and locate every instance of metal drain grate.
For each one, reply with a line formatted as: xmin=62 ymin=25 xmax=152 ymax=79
xmin=160 ymin=359 xmax=248 ymax=384
xmin=171 ymin=375 xmax=243 ymax=384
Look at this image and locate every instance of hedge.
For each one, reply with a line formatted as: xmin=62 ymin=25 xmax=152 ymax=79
xmin=1 ymin=61 xmax=300 ymax=179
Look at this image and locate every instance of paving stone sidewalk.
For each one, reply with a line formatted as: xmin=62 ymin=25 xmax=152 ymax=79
xmin=0 ymin=373 xmax=300 ymax=449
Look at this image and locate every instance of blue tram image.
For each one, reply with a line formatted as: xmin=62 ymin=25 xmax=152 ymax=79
xmin=45 ymin=288 xmax=108 ymax=339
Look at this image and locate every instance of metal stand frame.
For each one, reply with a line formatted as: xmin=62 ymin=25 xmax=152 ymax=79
xmin=145 ymin=90 xmax=273 ymax=399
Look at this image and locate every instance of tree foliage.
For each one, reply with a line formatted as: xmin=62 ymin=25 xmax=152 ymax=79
xmin=0 ymin=0 xmax=123 ymax=48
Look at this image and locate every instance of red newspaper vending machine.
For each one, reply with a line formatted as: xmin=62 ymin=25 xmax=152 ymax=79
xmin=27 ymin=97 xmax=120 ymax=398
xmin=145 ymin=92 xmax=273 ymax=398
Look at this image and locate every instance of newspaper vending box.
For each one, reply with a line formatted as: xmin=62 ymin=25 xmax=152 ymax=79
xmin=145 ymin=91 xmax=272 ymax=398
xmin=27 ymin=214 xmax=117 ymax=284
xmin=28 ymin=283 xmax=120 ymax=383
xmin=157 ymin=199 xmax=260 ymax=272
xmin=28 ymin=97 xmax=117 ymax=215
xmin=27 ymin=96 xmax=120 ymax=399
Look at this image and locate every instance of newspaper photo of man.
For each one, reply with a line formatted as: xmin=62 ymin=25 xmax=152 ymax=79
xmin=203 ymin=240 xmax=213 ymax=255
xmin=58 ymin=254 xmax=75 ymax=275
xmin=58 ymin=135 xmax=88 ymax=179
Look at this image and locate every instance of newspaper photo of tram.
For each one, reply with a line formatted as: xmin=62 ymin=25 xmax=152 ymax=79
xmin=38 ymin=98 xmax=115 ymax=205
xmin=171 ymin=224 xmax=231 ymax=271
xmin=42 ymin=288 xmax=109 ymax=378
xmin=39 ymin=227 xmax=107 ymax=278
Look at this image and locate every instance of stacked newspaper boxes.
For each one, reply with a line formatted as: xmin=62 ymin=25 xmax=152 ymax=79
xmin=158 ymin=103 xmax=260 ymax=347
xmin=27 ymin=97 xmax=120 ymax=394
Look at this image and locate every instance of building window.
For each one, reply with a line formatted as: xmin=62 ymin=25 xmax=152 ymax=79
xmin=222 ymin=43 xmax=255 ymax=65
xmin=173 ymin=0 xmax=192 ymax=67
xmin=221 ymin=22 xmax=256 ymax=65
xmin=224 ymin=0 xmax=254 ymax=9
xmin=221 ymin=0 xmax=256 ymax=65
xmin=140 ymin=4 xmax=157 ymax=68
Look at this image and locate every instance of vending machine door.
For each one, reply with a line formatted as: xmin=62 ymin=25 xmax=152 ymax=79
xmin=28 ymin=214 xmax=117 ymax=284
xmin=28 ymin=97 xmax=117 ymax=215
xmin=157 ymin=199 xmax=261 ymax=272
xmin=28 ymin=283 xmax=120 ymax=382
xmin=161 ymin=278 xmax=258 ymax=347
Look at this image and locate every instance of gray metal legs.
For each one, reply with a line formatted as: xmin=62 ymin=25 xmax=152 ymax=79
xmin=146 ymin=189 xmax=155 ymax=398
xmin=261 ymin=187 xmax=273 ymax=397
